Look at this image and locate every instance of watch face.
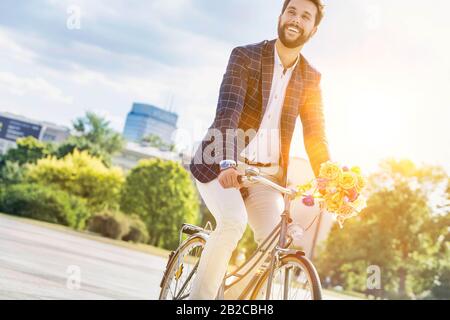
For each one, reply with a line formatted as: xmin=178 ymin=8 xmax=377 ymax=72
xmin=220 ymin=160 xmax=235 ymax=170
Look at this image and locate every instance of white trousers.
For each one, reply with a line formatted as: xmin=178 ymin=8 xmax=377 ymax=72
xmin=189 ymin=167 xmax=284 ymax=300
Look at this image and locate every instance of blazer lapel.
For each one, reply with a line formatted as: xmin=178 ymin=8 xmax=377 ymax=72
xmin=280 ymin=55 xmax=304 ymax=132
xmin=279 ymin=55 xmax=305 ymax=174
xmin=261 ymin=40 xmax=275 ymax=116
xmin=288 ymin=56 xmax=304 ymax=113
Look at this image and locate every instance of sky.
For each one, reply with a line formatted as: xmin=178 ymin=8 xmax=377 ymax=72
xmin=0 ymin=0 xmax=449 ymax=174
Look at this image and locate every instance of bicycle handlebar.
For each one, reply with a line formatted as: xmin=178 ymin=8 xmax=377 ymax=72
xmin=238 ymin=167 xmax=297 ymax=197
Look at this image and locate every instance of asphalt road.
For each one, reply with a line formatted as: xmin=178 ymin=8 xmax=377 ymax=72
xmin=0 ymin=214 xmax=358 ymax=300
xmin=0 ymin=214 xmax=166 ymax=299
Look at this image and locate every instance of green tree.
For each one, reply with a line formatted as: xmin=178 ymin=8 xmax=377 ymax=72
xmin=26 ymin=150 xmax=125 ymax=212
xmin=0 ymin=161 xmax=25 ymax=185
xmin=316 ymin=159 xmax=449 ymax=299
xmin=56 ymin=112 xmax=124 ymax=164
xmin=0 ymin=137 xmax=54 ymax=165
xmin=120 ymin=159 xmax=199 ymax=250
xmin=0 ymin=137 xmax=54 ymax=186
xmin=142 ymin=134 xmax=175 ymax=152
xmin=422 ymin=206 xmax=450 ymax=299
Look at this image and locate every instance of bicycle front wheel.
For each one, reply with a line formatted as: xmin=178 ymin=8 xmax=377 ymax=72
xmin=159 ymin=235 xmax=205 ymax=300
xmin=250 ymin=254 xmax=322 ymax=300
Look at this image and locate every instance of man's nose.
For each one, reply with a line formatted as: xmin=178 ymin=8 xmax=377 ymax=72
xmin=289 ymin=17 xmax=302 ymax=28
xmin=289 ymin=19 xmax=304 ymax=31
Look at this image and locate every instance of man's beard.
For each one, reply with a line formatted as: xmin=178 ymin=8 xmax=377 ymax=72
xmin=277 ymin=21 xmax=313 ymax=48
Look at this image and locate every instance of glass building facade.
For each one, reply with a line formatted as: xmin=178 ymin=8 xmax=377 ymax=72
xmin=123 ymin=103 xmax=178 ymax=145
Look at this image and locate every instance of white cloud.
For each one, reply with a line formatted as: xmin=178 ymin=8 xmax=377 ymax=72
xmin=0 ymin=0 xmax=448 ymax=173
xmin=88 ymin=108 xmax=125 ymax=131
xmin=0 ymin=29 xmax=36 ymax=63
xmin=0 ymin=72 xmax=73 ymax=104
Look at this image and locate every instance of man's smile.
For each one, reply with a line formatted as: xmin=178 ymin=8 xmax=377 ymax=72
xmin=287 ymin=26 xmax=300 ymax=33
xmin=286 ymin=25 xmax=302 ymax=36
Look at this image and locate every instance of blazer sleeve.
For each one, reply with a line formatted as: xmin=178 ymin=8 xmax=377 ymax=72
xmin=300 ymin=73 xmax=332 ymax=178
xmin=211 ymin=46 xmax=249 ymax=163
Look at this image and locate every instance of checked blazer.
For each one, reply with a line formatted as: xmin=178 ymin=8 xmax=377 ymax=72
xmin=190 ymin=39 xmax=331 ymax=186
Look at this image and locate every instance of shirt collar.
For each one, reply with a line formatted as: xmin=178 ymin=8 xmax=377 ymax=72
xmin=274 ymin=45 xmax=300 ymax=72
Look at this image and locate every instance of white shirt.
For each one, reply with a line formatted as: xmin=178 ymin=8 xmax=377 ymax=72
xmin=240 ymin=46 xmax=300 ymax=164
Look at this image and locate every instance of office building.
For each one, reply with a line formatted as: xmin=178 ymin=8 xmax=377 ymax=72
xmin=0 ymin=112 xmax=70 ymax=154
xmin=123 ymin=103 xmax=178 ymax=146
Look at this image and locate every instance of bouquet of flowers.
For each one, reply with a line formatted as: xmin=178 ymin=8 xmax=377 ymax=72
xmin=296 ymin=161 xmax=368 ymax=228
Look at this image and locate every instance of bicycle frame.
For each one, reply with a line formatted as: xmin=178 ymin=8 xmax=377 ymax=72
xmin=219 ymin=174 xmax=301 ymax=300
xmin=163 ymin=168 xmax=310 ymax=300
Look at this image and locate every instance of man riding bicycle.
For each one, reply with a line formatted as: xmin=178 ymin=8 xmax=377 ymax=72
xmin=189 ymin=0 xmax=331 ymax=300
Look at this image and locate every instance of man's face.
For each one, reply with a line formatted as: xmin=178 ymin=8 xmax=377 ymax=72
xmin=278 ymin=0 xmax=318 ymax=48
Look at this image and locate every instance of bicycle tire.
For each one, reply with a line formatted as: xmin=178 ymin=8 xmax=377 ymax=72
xmin=159 ymin=235 xmax=206 ymax=300
xmin=250 ymin=253 xmax=322 ymax=300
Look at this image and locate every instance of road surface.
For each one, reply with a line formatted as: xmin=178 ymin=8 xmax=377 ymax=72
xmin=0 ymin=214 xmax=359 ymax=300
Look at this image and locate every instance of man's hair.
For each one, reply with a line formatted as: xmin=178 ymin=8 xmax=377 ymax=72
xmin=281 ymin=0 xmax=325 ymax=26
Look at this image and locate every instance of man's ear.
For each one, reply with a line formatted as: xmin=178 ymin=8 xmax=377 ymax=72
xmin=310 ymin=26 xmax=318 ymax=38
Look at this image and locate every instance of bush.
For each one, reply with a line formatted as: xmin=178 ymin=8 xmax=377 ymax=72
xmin=122 ymin=215 xmax=149 ymax=243
xmin=87 ymin=210 xmax=149 ymax=243
xmin=26 ymin=149 xmax=125 ymax=211
xmin=429 ymin=266 xmax=450 ymax=300
xmin=87 ymin=210 xmax=130 ymax=240
xmin=1 ymin=137 xmax=54 ymax=165
xmin=120 ymin=159 xmax=199 ymax=250
xmin=0 ymin=161 xmax=26 ymax=185
xmin=0 ymin=183 xmax=90 ymax=229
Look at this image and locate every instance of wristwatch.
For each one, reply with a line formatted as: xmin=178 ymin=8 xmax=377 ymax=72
xmin=219 ymin=160 xmax=237 ymax=171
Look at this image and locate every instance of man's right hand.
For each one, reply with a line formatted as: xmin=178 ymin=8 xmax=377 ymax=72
xmin=218 ymin=168 xmax=241 ymax=189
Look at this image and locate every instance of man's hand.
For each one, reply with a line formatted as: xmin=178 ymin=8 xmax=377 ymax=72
xmin=218 ymin=168 xmax=241 ymax=189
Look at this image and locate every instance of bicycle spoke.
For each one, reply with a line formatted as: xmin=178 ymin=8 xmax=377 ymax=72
xmin=261 ymin=259 xmax=316 ymax=300
xmin=175 ymin=261 xmax=199 ymax=300
xmin=160 ymin=239 xmax=204 ymax=300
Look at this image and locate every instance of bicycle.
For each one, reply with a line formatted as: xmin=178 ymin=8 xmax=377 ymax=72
xmin=159 ymin=166 xmax=323 ymax=300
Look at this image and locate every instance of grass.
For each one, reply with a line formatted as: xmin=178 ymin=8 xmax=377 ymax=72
xmin=323 ymin=288 xmax=368 ymax=300
xmin=0 ymin=212 xmax=172 ymax=259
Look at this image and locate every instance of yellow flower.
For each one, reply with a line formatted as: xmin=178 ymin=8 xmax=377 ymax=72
xmin=297 ymin=181 xmax=313 ymax=193
xmin=350 ymin=166 xmax=362 ymax=175
xmin=319 ymin=162 xmax=342 ymax=181
xmin=331 ymin=191 xmax=344 ymax=203
xmin=355 ymin=175 xmax=367 ymax=192
xmin=339 ymin=172 xmax=357 ymax=190
xmin=325 ymin=200 xmax=340 ymax=212
xmin=324 ymin=191 xmax=345 ymax=213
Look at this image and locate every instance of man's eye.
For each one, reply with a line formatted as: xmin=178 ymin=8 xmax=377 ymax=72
xmin=303 ymin=15 xmax=310 ymax=21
